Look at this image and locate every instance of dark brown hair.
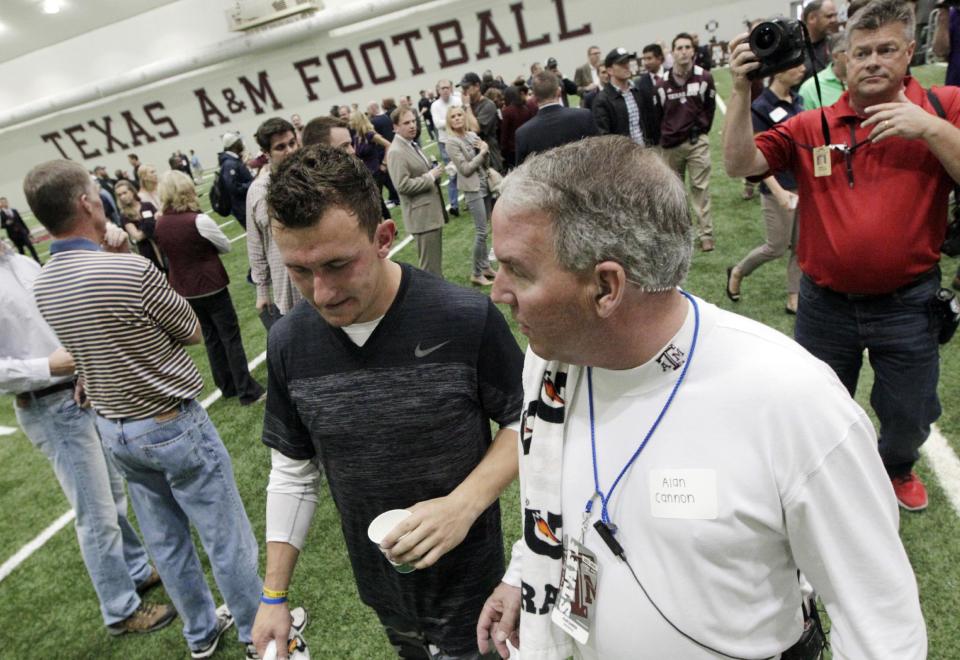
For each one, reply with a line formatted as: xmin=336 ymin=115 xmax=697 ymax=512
xmin=301 ymin=116 xmax=348 ymax=147
xmin=254 ymin=117 xmax=296 ymax=152
xmin=267 ymin=145 xmax=381 ymax=238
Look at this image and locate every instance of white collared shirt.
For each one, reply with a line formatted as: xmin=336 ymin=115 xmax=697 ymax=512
xmin=0 ymin=249 xmax=70 ymax=394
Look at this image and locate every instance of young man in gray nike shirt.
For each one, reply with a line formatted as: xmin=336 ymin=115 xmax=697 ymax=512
xmin=251 ymin=146 xmax=523 ymax=659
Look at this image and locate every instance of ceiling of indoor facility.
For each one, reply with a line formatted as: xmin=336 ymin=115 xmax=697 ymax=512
xmin=0 ymin=0 xmax=180 ymax=64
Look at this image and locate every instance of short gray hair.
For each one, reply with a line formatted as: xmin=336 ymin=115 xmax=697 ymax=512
xmin=499 ymin=135 xmax=692 ymax=291
xmin=846 ymin=0 xmax=914 ymax=43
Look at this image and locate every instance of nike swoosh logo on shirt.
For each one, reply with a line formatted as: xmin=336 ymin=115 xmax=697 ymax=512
xmin=414 ymin=340 xmax=451 ymax=358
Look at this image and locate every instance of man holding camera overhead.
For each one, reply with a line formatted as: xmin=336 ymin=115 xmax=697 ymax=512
xmin=725 ymin=0 xmax=960 ymax=512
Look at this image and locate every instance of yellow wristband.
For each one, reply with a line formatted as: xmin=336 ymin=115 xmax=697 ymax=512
xmin=262 ymin=587 xmax=289 ymax=599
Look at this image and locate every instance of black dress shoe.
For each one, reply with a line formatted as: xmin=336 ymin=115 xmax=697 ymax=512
xmin=447 ymin=205 xmax=460 ymax=217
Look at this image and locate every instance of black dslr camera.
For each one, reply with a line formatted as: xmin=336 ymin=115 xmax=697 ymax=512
xmin=748 ymin=18 xmax=807 ymax=80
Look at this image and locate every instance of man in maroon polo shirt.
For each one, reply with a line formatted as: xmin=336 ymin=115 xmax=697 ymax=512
xmin=724 ymin=0 xmax=960 ymax=511
xmin=656 ymin=32 xmax=717 ymax=252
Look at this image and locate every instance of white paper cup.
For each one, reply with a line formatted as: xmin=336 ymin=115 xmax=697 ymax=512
xmin=367 ymin=509 xmax=415 ymax=573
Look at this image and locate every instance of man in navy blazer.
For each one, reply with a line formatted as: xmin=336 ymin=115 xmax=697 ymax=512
xmin=514 ymin=71 xmax=599 ymax=165
xmin=0 ymin=197 xmax=40 ymax=263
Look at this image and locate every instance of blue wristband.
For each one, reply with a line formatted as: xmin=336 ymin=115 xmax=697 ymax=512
xmin=260 ymin=594 xmax=288 ymax=605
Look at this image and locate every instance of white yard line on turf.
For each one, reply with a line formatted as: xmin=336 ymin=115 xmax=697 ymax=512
xmin=389 ymin=234 xmax=414 ymax=257
xmin=230 ymin=232 xmax=247 ymax=243
xmin=0 ymin=225 xmax=417 ymax=584
xmin=715 ymin=94 xmax=727 ymax=115
xmin=199 ymin=352 xmax=268 ymax=409
xmin=921 ymin=426 xmax=960 ymax=517
xmin=0 ymin=511 xmax=75 ymax=582
xmin=0 ymin=426 xmax=16 ymax=436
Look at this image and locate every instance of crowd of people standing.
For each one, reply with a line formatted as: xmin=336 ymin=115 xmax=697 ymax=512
xmin=1 ymin=1 xmax=954 ymax=658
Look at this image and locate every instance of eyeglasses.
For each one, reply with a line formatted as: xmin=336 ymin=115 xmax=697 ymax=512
xmin=849 ymin=44 xmax=903 ymax=62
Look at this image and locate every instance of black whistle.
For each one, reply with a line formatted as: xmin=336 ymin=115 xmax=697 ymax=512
xmin=593 ymin=521 xmax=624 ymax=558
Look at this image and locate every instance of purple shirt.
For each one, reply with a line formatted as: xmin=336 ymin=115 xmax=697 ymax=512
xmin=948 ymin=8 xmax=960 ymax=87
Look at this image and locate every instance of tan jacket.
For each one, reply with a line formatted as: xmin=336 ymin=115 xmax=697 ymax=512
xmin=385 ymin=136 xmax=445 ymax=235
xmin=574 ymin=62 xmax=598 ymax=95
xmin=445 ymin=132 xmax=489 ymax=194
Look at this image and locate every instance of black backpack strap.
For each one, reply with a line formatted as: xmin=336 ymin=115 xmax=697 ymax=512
xmin=927 ymin=88 xmax=946 ymax=119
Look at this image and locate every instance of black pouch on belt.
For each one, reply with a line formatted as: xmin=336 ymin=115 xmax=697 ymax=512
xmin=781 ymin=598 xmax=826 ymax=660
xmin=936 ymin=288 xmax=960 ymax=345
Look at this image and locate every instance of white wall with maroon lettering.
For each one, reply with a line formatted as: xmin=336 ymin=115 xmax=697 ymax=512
xmin=0 ymin=0 xmax=784 ymax=208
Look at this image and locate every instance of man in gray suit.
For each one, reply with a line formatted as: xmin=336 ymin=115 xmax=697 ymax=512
xmin=385 ymin=107 xmax=446 ymax=277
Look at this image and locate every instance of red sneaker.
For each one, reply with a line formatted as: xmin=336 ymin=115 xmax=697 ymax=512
xmin=891 ymin=472 xmax=928 ymax=511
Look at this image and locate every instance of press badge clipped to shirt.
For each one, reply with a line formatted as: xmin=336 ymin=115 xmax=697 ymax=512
xmin=812 ymin=145 xmax=832 ymax=177
xmin=551 ymin=534 xmax=599 ymax=644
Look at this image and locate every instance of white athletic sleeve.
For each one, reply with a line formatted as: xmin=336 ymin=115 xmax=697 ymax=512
xmin=265 ymin=449 xmax=321 ymax=550
xmin=502 ymin=537 xmax=524 ymax=587
xmin=194 ymin=213 xmax=231 ymax=254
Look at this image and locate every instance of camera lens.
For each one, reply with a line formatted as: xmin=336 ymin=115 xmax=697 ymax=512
xmin=750 ymin=23 xmax=782 ymax=56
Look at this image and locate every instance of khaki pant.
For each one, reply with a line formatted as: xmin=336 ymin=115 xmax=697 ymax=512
xmin=735 ymin=193 xmax=801 ymax=294
xmin=662 ymin=134 xmax=713 ymax=240
xmin=414 ymin=228 xmax=443 ymax=278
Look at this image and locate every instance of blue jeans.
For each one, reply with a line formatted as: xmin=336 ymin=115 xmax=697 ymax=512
xmin=95 ymin=400 xmax=261 ymax=648
xmin=15 ymin=389 xmax=151 ymax=625
xmin=437 ymin=141 xmax=459 ymax=211
xmin=794 ymin=273 xmax=942 ymax=475
xmin=464 ymin=191 xmax=492 ymax=277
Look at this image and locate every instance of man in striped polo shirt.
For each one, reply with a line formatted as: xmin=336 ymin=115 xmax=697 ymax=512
xmin=24 ymin=160 xmax=264 ymax=660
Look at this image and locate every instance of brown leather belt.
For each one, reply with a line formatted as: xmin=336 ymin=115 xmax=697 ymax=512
xmin=153 ymin=406 xmax=182 ymax=423
xmin=15 ymin=381 xmax=75 ymax=408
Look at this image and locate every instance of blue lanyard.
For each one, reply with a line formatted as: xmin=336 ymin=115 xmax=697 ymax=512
xmin=586 ymin=291 xmax=700 ymax=531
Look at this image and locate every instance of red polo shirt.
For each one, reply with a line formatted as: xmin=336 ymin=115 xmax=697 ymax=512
xmin=754 ymin=77 xmax=960 ymax=294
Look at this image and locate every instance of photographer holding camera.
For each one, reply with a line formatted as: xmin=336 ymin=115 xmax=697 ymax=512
xmin=725 ymin=0 xmax=960 ymax=512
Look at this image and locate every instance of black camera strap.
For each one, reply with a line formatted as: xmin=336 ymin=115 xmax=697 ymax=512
xmin=800 ymin=22 xmax=832 ymax=147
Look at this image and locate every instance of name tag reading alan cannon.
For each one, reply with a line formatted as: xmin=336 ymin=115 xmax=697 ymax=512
xmin=649 ymin=469 xmax=718 ymax=519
